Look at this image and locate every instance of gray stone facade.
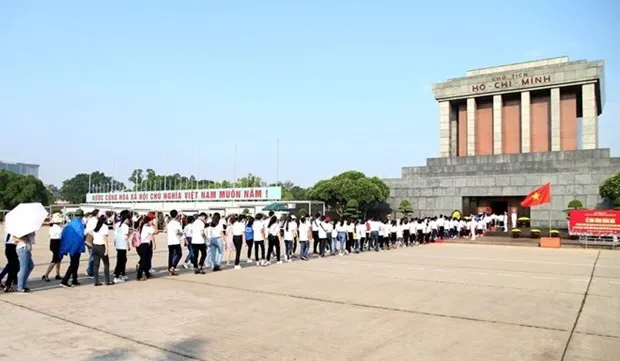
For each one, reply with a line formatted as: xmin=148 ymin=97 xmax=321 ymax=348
xmin=384 ymin=149 xmax=620 ymax=229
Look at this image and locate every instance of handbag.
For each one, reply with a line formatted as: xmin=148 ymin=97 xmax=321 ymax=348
xmin=85 ymin=233 xmax=94 ymax=248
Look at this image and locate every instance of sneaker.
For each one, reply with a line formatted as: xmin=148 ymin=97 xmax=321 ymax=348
xmin=149 ymin=268 xmax=157 ymax=274
xmin=113 ymin=277 xmax=124 ymax=284
xmin=122 ymin=275 xmax=129 ymax=281
xmin=55 ymin=275 xmax=62 ymax=280
xmin=94 ymin=283 xmax=103 ymax=287
xmin=17 ymin=288 xmax=30 ymax=293
xmin=277 ymin=261 xmax=283 ymax=265
xmin=59 ymin=282 xmax=72 ymax=288
xmin=287 ymin=259 xmax=293 ymax=263
xmin=246 ymin=259 xmax=253 ymax=264
xmin=71 ymin=281 xmax=81 ymax=286
xmin=234 ymin=265 xmax=242 ymax=270
xmin=88 ymin=276 xmax=94 ymax=280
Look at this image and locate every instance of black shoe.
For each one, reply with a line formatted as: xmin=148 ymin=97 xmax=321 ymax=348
xmin=42 ymin=275 xmax=50 ymax=282
xmin=3 ymin=286 xmax=14 ymax=293
xmin=106 ymin=282 xmax=114 ymax=286
xmin=94 ymin=283 xmax=103 ymax=286
xmin=55 ymin=275 xmax=62 ymax=280
xmin=59 ymin=282 xmax=72 ymax=288
xmin=72 ymin=281 xmax=81 ymax=286
xmin=213 ymin=266 xmax=221 ymax=272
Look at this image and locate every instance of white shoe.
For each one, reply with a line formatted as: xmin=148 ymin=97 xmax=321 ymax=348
xmin=287 ymin=259 xmax=292 ymax=263
xmin=182 ymin=263 xmax=189 ymax=269
xmin=246 ymin=259 xmax=253 ymax=264
xmin=122 ymin=275 xmax=129 ymax=281
xmin=277 ymin=261 xmax=283 ymax=264
xmin=234 ymin=265 xmax=242 ymax=270
xmin=226 ymin=261 xmax=230 ymax=266
xmin=262 ymin=260 xmax=270 ymax=266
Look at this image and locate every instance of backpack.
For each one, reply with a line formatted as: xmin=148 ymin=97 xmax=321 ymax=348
xmin=129 ymin=230 xmax=141 ymax=248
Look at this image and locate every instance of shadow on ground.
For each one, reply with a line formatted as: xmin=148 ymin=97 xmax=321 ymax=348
xmin=82 ymin=337 xmax=209 ymax=361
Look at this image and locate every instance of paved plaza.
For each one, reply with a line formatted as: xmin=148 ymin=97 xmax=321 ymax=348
xmin=0 ymin=231 xmax=619 ymax=361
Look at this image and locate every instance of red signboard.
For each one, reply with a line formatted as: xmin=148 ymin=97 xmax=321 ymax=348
xmin=568 ymin=209 xmax=620 ymax=236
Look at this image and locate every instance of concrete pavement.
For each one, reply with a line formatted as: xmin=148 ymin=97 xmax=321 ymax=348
xmin=0 ymin=230 xmax=618 ymax=360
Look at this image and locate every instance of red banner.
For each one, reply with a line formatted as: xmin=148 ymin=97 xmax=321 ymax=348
xmin=568 ymin=209 xmax=620 ymax=236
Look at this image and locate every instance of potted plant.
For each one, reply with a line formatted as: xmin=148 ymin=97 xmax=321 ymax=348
xmin=549 ymin=230 xmax=560 ymax=238
xmin=530 ymin=229 xmax=541 ymax=239
xmin=511 ymin=228 xmax=521 ymax=238
xmin=517 ymin=217 xmax=531 ymax=228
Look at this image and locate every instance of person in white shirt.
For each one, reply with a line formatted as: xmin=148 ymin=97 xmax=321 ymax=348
xmin=469 ymin=216 xmax=477 ymax=240
xmin=252 ymin=214 xmax=267 ymax=265
xmin=208 ymin=213 xmax=226 ymax=271
xmin=282 ymin=215 xmax=296 ymax=262
xmin=317 ymin=216 xmax=329 ymax=257
xmin=334 ymin=220 xmax=346 ymax=255
xmin=311 ymin=213 xmax=321 ymax=254
xmin=355 ymin=220 xmax=366 ymax=252
xmin=113 ymin=210 xmax=132 ymax=283
xmin=191 ymin=213 xmax=208 ymax=274
xmin=84 ymin=209 xmax=100 ymax=278
xmin=92 ymin=215 xmax=112 ymax=286
xmin=166 ymin=210 xmax=184 ymax=276
xmin=368 ymin=217 xmax=380 ymax=251
xmin=297 ymin=217 xmax=312 ymax=260
xmin=42 ymin=214 xmax=64 ymax=282
xmin=344 ymin=220 xmax=354 ymax=253
xmin=230 ymin=215 xmax=246 ymax=269
xmin=389 ymin=220 xmax=398 ymax=249
xmin=182 ymin=216 xmax=194 ymax=269
xmin=396 ymin=219 xmax=404 ymax=247
xmin=136 ymin=214 xmax=158 ymax=280
xmin=265 ymin=211 xmax=282 ymax=265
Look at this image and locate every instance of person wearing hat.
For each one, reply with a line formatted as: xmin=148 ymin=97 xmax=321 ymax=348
xmin=42 ymin=213 xmax=64 ymax=282
xmin=59 ymin=209 xmax=86 ymax=288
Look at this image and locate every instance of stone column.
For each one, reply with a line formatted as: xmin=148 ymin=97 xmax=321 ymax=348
xmin=450 ymin=117 xmax=458 ymax=157
xmin=493 ymin=95 xmax=502 ymax=154
xmin=550 ymin=87 xmax=561 ymax=151
xmin=520 ymin=91 xmax=531 ymax=153
xmin=467 ymin=98 xmax=476 ymax=156
xmin=582 ymin=83 xmax=598 ymax=149
xmin=439 ymin=101 xmax=450 ymax=157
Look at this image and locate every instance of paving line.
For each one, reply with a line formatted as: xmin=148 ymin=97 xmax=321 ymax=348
xmin=560 ymin=250 xmax=601 ymax=361
xmin=608 ymin=281 xmax=620 ymax=285
xmin=531 ymin=276 xmax=557 ymax=280
xmin=568 ymin=279 xmax=589 ymax=283
xmin=497 ymin=273 xmax=518 ymax=277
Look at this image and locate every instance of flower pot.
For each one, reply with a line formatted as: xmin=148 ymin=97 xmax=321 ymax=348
xmin=511 ymin=232 xmax=521 ymax=239
xmin=530 ymin=232 xmax=541 ymax=239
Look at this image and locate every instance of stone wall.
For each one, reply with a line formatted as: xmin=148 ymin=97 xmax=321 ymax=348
xmin=384 ymin=149 xmax=619 ymax=229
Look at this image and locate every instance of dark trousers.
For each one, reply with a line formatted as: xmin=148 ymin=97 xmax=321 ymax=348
xmin=114 ymin=249 xmax=127 ymax=278
xmin=319 ymin=238 xmax=328 ymax=256
xmin=3 ymin=244 xmax=18 ymax=287
xmin=254 ymin=240 xmax=265 ymax=261
xmin=266 ymin=234 xmax=281 ymax=262
xmin=359 ymin=237 xmax=366 ymax=251
xmin=93 ymin=244 xmax=110 ymax=284
xmin=137 ymin=243 xmax=152 ymax=279
xmin=403 ymin=230 xmax=410 ymax=245
xmin=246 ymin=239 xmax=254 ymax=259
xmin=292 ymin=238 xmax=298 ymax=254
xmin=346 ymin=233 xmax=354 ymax=253
xmin=62 ymin=254 xmax=81 ymax=284
xmin=192 ymin=243 xmax=207 ymax=269
xmin=285 ymin=240 xmax=293 ymax=259
xmin=312 ymin=231 xmax=320 ymax=253
xmin=184 ymin=237 xmax=194 ymax=263
xmin=168 ymin=244 xmax=182 ymax=270
xmin=233 ymin=235 xmax=243 ymax=266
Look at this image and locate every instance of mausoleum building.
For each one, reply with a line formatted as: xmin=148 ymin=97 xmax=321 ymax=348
xmin=385 ymin=57 xmax=619 ymax=228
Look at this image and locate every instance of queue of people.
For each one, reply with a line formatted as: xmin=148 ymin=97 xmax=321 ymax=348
xmin=1 ymin=208 xmax=500 ymax=293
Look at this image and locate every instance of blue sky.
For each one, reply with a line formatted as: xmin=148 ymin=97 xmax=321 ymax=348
xmin=1 ymin=0 xmax=618 ymax=187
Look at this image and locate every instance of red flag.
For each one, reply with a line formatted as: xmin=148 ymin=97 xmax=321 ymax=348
xmin=520 ymin=183 xmax=551 ymax=207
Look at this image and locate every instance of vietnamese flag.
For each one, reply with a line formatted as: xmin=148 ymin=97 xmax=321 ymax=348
xmin=520 ymin=183 xmax=551 ymax=207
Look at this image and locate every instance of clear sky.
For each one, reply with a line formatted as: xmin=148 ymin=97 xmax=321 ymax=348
xmin=1 ymin=0 xmax=618 ymax=187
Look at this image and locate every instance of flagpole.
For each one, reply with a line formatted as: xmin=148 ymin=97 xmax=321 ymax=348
xmin=276 ymin=137 xmax=280 ymax=185
xmin=234 ymin=143 xmax=238 ymax=188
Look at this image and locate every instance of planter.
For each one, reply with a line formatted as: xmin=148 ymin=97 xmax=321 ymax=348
xmin=517 ymin=217 xmax=531 ymax=228
xmin=511 ymin=229 xmax=521 ymax=239
xmin=540 ymin=237 xmax=561 ymax=248
xmin=550 ymin=230 xmax=560 ymax=238
xmin=530 ymin=229 xmax=541 ymax=239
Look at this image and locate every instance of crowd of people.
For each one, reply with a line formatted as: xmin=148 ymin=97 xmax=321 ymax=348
xmin=1 ymin=208 xmax=504 ymax=293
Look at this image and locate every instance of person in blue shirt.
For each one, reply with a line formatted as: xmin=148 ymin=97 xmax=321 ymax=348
xmin=59 ymin=209 xmax=86 ymax=288
xmin=244 ymin=216 xmax=254 ymax=264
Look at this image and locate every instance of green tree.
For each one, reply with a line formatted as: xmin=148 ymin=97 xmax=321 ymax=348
xmin=615 ymin=197 xmax=620 ymax=209
xmin=128 ymin=169 xmax=144 ymax=189
xmin=0 ymin=170 xmax=52 ymax=210
xmin=398 ymin=200 xmax=413 ymax=217
xmin=299 ymin=208 xmax=308 ymax=217
xmin=306 ymin=171 xmax=389 ymax=217
xmin=46 ymin=184 xmax=61 ymax=201
xmin=567 ymin=199 xmax=583 ymax=209
xmin=344 ymin=199 xmax=360 ymax=219
xmin=599 ymin=172 xmax=620 ymax=201
xmin=60 ymin=171 xmax=123 ymax=204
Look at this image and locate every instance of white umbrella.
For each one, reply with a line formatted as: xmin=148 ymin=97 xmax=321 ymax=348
xmin=5 ymin=203 xmax=49 ymax=238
